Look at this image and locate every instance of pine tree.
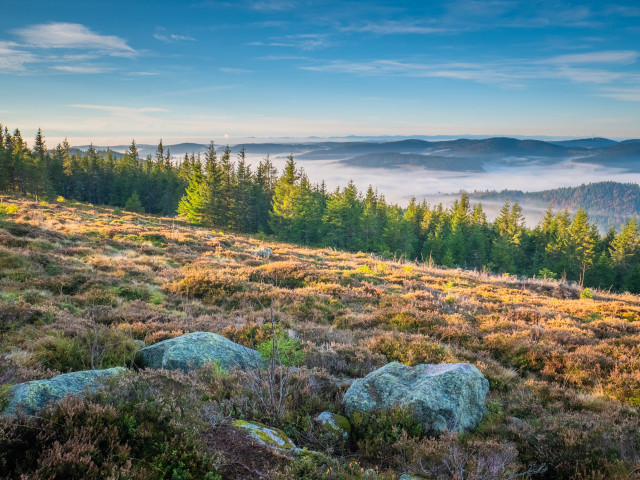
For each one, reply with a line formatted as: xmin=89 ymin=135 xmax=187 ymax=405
xmin=124 ymin=191 xmax=144 ymax=213
xmin=610 ymin=218 xmax=640 ymax=289
xmin=323 ymin=181 xmax=363 ymax=250
xmin=383 ymin=205 xmax=416 ymax=257
xmin=269 ymin=155 xmax=300 ymax=237
xmin=33 ymin=128 xmax=46 ymax=158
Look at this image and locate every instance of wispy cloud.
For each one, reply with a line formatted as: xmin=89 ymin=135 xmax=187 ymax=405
xmin=129 ymin=71 xmax=160 ymax=76
xmin=546 ymin=50 xmax=639 ymax=65
xmin=301 ymin=50 xmax=639 ymax=87
xmin=52 ymin=65 xmax=113 ymax=74
xmin=603 ymin=5 xmax=640 ymax=17
xmin=68 ymin=104 xmax=168 ymax=124
xmin=343 ymin=21 xmax=444 ymax=35
xmin=219 ymin=67 xmax=252 ymax=74
xmin=598 ymin=88 xmax=640 ymax=102
xmin=13 ymin=23 xmax=135 ymax=57
xmin=153 ymin=27 xmax=195 ymax=43
xmin=249 ymin=33 xmax=331 ymax=50
xmin=248 ymin=0 xmax=297 ymax=11
xmin=257 ymin=54 xmax=311 ymax=61
xmin=0 ymin=41 xmax=36 ymax=72
xmin=69 ymin=105 xmax=167 ymax=115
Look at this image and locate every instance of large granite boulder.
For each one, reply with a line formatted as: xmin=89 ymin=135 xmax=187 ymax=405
xmin=2 ymin=367 xmax=125 ymax=416
xmin=135 ymin=332 xmax=264 ymax=373
xmin=343 ymin=362 xmax=489 ymax=434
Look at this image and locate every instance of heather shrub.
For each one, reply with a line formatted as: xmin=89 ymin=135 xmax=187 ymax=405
xmin=367 ymin=332 xmax=452 ymax=366
xmin=249 ymin=261 xmax=316 ymax=289
xmin=349 ymin=407 xmax=424 ymax=468
xmin=398 ymin=432 xmax=545 ymax=480
xmin=172 ymin=267 xmax=247 ymax=303
xmin=29 ymin=326 xmax=137 ymax=372
xmin=116 ymin=284 xmax=152 ymax=302
xmin=0 ymin=370 xmax=222 ymax=479
xmin=304 ymin=343 xmax=387 ymax=378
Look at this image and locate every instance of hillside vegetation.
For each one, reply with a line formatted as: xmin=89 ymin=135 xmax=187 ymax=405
xmin=1 ymin=197 xmax=640 ymax=479
xmin=4 ymin=125 xmax=640 ymax=295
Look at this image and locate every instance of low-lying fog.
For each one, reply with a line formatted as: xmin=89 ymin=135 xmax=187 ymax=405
xmin=245 ymin=153 xmax=640 ymax=227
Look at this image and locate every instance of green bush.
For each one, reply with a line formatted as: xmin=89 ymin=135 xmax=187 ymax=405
xmin=580 ymin=287 xmax=594 ymax=299
xmin=116 ymin=284 xmax=151 ymax=302
xmin=258 ymin=333 xmax=305 ymax=367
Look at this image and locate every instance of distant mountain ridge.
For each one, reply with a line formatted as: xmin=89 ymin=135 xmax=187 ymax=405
xmin=75 ymin=136 xmax=640 ymax=172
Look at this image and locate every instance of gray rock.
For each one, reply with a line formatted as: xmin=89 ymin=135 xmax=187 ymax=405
xmin=252 ymin=247 xmax=273 ymax=258
xmin=399 ymin=475 xmax=423 ymax=480
xmin=314 ymin=411 xmax=351 ymax=440
xmin=135 ymin=331 xmax=264 ymax=373
xmin=232 ymin=419 xmax=297 ymax=451
xmin=3 ymin=367 xmax=125 ymax=416
xmin=343 ymin=362 xmax=489 ymax=434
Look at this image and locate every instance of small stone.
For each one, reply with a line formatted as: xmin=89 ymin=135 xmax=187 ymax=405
xmin=314 ymin=411 xmax=351 ymax=440
xmin=232 ymin=419 xmax=297 ymax=451
xmin=252 ymin=247 xmax=273 ymax=258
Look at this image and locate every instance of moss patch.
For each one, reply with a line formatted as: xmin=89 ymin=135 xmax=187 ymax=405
xmin=231 ymin=419 xmax=297 ymax=451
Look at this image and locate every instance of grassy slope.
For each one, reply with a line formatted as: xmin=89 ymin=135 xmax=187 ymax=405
xmin=1 ymin=197 xmax=639 ymax=479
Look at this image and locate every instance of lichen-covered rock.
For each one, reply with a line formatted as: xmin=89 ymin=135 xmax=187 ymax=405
xmin=135 ymin=332 xmax=264 ymax=373
xmin=252 ymin=247 xmax=273 ymax=258
xmin=343 ymin=362 xmax=489 ymax=434
xmin=232 ymin=420 xmax=297 ymax=451
xmin=2 ymin=367 xmax=125 ymax=416
xmin=314 ymin=411 xmax=351 ymax=440
xmin=399 ymin=474 xmax=423 ymax=480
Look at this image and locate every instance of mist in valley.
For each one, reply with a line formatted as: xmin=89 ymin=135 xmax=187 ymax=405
xmin=243 ymin=152 xmax=640 ymax=229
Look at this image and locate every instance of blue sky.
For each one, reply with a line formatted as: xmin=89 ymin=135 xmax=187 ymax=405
xmin=1 ymin=0 xmax=639 ymax=144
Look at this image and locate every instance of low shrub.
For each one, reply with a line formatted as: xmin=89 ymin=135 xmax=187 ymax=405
xmin=29 ymin=326 xmax=137 ymax=372
xmin=258 ymin=333 xmax=306 ymax=367
xmin=0 ymin=370 xmax=223 ymax=479
xmin=350 ymin=407 xmax=424 ymax=468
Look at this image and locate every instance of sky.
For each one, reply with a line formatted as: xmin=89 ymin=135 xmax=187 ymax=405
xmin=1 ymin=0 xmax=640 ymax=145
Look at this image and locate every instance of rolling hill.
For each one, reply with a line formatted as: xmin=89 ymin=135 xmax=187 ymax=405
xmin=1 ymin=197 xmax=639 ymax=479
xmin=77 ymin=136 xmax=640 ymax=173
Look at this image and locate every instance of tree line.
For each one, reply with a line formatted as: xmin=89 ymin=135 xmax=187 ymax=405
xmin=2 ymin=125 xmax=640 ymax=293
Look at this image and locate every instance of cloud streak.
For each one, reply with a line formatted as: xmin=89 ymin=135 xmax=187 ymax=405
xmin=300 ymin=50 xmax=640 ymax=87
xmin=13 ymin=23 xmax=135 ymax=56
xmin=52 ymin=65 xmax=113 ymax=74
xmin=0 ymin=41 xmax=36 ymax=72
xmin=153 ymin=27 xmax=195 ymax=43
xmin=250 ymin=33 xmax=331 ymax=50
xmin=342 ymin=21 xmax=445 ymax=35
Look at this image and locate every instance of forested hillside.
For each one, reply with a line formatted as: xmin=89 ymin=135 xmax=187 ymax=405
xmin=470 ymin=182 xmax=640 ymax=232
xmin=3 ymin=125 xmax=640 ymax=293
